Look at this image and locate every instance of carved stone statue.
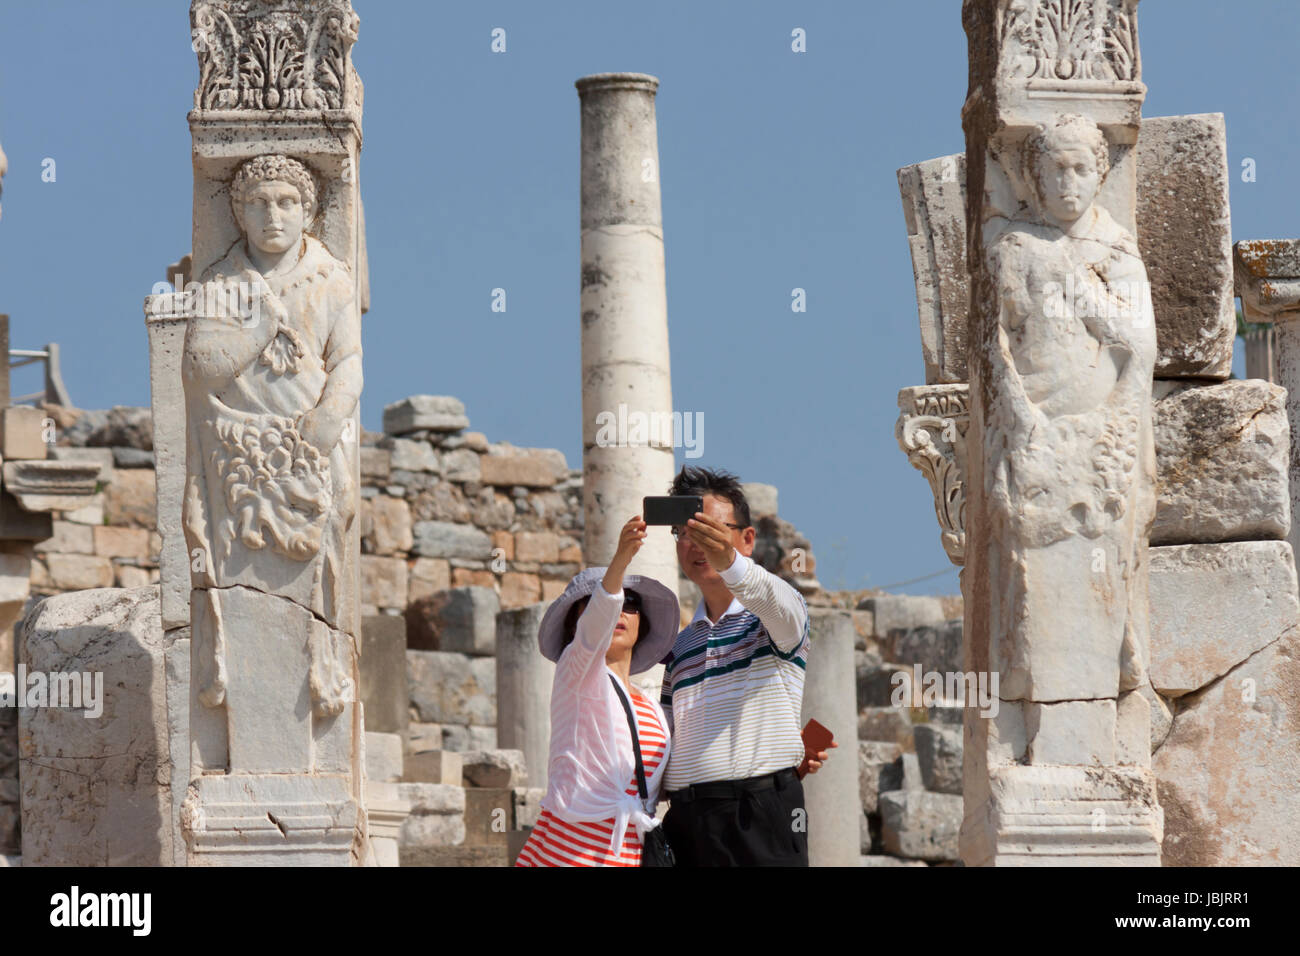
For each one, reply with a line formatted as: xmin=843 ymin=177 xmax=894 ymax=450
xmin=984 ymin=113 xmax=1156 ymax=701
xmin=180 ymin=154 xmax=364 ymax=861
xmin=183 ymin=154 xmax=361 ymax=651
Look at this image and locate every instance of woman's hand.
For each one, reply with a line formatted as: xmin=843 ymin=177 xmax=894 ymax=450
xmin=602 ymin=516 xmax=647 ymax=596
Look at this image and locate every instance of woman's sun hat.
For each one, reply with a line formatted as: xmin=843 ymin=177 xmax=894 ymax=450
xmin=537 ymin=567 xmax=680 ymax=674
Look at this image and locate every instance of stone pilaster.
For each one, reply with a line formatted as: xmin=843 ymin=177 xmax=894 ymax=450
xmin=172 ymin=0 xmax=367 ymax=865
xmin=959 ymin=0 xmax=1161 ymax=865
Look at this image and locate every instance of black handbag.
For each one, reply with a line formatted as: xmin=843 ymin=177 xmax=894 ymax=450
xmin=609 ymin=674 xmax=676 ymax=867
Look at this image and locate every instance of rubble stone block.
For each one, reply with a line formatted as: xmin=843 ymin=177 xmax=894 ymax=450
xmin=1152 ymin=380 xmax=1289 ymax=545
xmin=407 ymin=650 xmax=495 ymax=726
xmin=887 ymin=619 xmax=963 ymax=674
xmin=362 ymin=495 xmax=413 ymax=556
xmin=0 ymin=406 xmax=49 ymax=460
xmin=1149 ymin=541 xmax=1299 ymax=696
xmin=858 ymin=741 xmax=903 ymax=815
xmin=404 ymin=750 xmax=463 ymax=785
xmin=384 ymin=438 xmax=440 ymax=474
xmin=34 ymin=520 xmax=93 ymax=555
xmin=857 ymin=595 xmax=947 ymax=639
xmin=44 ymin=553 xmax=115 ymax=591
xmin=913 ymin=723 xmax=963 ymax=795
xmin=383 ymin=396 xmax=469 ymax=436
xmin=406 ymin=587 xmax=499 ymax=655
xmin=408 ymin=557 xmax=452 ymax=603
xmin=18 ymin=586 xmax=175 ymax=865
xmin=360 ymin=447 xmax=391 ymax=481
xmin=499 ymin=572 xmax=540 ymax=609
xmin=412 ymin=521 xmax=493 ymax=560
xmin=460 ymin=749 xmax=527 ymax=789
xmin=858 ymin=706 xmax=916 ymax=751
xmin=440 ymin=448 xmax=481 ymax=483
xmin=480 ymin=455 xmax=557 ymax=488
xmin=93 ymin=525 xmax=151 ymax=561
xmin=103 ymin=468 xmax=156 ymax=529
xmin=361 ymin=555 xmax=408 ymax=610
xmin=515 ymin=531 xmax=560 ymax=563
xmin=879 ymin=790 xmax=962 ymax=862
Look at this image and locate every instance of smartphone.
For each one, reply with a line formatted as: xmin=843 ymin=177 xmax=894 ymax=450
xmin=797 ymin=718 xmax=835 ymax=779
xmin=643 ymin=495 xmax=703 ymax=526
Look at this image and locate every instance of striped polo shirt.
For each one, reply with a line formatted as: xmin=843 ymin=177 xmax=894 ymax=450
xmin=660 ymin=553 xmax=810 ymax=791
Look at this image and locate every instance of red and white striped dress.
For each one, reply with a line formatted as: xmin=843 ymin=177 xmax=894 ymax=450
xmin=515 ymin=690 xmax=667 ymax=867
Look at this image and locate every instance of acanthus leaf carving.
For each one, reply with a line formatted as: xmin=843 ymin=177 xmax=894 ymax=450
xmin=192 ymin=0 xmax=359 ymax=112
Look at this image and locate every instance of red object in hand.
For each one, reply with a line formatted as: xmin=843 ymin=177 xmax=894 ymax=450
xmin=797 ymin=718 xmax=835 ymax=779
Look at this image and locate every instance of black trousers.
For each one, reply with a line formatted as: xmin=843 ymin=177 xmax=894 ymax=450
xmin=662 ymin=769 xmax=809 ymax=867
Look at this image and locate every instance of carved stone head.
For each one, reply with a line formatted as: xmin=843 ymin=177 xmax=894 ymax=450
xmin=1021 ymin=114 xmax=1110 ymax=229
xmin=230 ymin=154 xmax=318 ymax=256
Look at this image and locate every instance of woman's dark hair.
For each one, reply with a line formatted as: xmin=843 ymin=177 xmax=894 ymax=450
xmin=560 ymin=591 xmax=651 ymax=652
xmin=669 ymin=465 xmax=751 ymax=529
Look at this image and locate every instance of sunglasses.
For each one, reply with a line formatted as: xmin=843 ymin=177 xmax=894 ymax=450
xmin=670 ymin=523 xmax=744 ymax=540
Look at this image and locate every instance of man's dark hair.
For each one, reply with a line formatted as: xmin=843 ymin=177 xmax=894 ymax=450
xmin=669 ymin=465 xmax=751 ymax=529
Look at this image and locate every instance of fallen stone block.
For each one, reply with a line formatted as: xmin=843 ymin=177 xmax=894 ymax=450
xmin=879 ymin=790 xmax=962 ymax=862
xmin=407 ymin=650 xmax=495 ymax=726
xmin=887 ymin=619 xmax=963 ymax=674
xmin=461 ymin=749 xmax=527 ymax=789
xmin=404 ymin=750 xmax=463 ymax=786
xmin=383 ymin=396 xmax=469 ymax=436
xmin=857 ymin=595 xmax=947 ymax=639
xmin=18 ymin=586 xmax=177 ymax=865
xmin=913 ymin=723 xmax=963 ymax=795
xmin=406 ymin=586 xmax=499 ymax=655
xmin=859 ymin=741 xmax=903 ymax=815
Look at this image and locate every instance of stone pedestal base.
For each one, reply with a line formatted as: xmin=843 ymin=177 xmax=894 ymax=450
xmin=182 ymin=774 xmax=359 ymax=866
xmin=961 ymin=765 xmax=1163 ymax=866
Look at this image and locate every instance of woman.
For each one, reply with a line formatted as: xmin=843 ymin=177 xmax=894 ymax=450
xmin=515 ymin=516 xmax=679 ymax=866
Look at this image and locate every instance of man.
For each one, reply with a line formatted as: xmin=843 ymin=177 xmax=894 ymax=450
xmin=659 ymin=465 xmax=828 ymax=866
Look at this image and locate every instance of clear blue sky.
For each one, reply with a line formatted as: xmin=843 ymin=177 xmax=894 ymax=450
xmin=1 ymin=1 xmax=1297 ymax=594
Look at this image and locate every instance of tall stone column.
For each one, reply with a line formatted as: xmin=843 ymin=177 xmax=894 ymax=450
xmin=960 ymin=0 xmax=1162 ymax=865
xmin=577 ymin=74 xmax=679 ymax=685
xmin=167 ymin=0 xmax=367 ymax=865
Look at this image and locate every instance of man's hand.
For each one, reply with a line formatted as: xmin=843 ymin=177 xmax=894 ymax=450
xmin=685 ymin=512 xmax=736 ymax=572
xmin=804 ymin=740 xmax=838 ymax=776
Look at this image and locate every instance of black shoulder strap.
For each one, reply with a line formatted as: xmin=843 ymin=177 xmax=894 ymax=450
xmin=609 ymin=674 xmax=649 ymax=802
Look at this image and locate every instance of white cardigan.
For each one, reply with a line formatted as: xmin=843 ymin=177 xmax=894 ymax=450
xmin=538 ymin=582 xmax=671 ymax=855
